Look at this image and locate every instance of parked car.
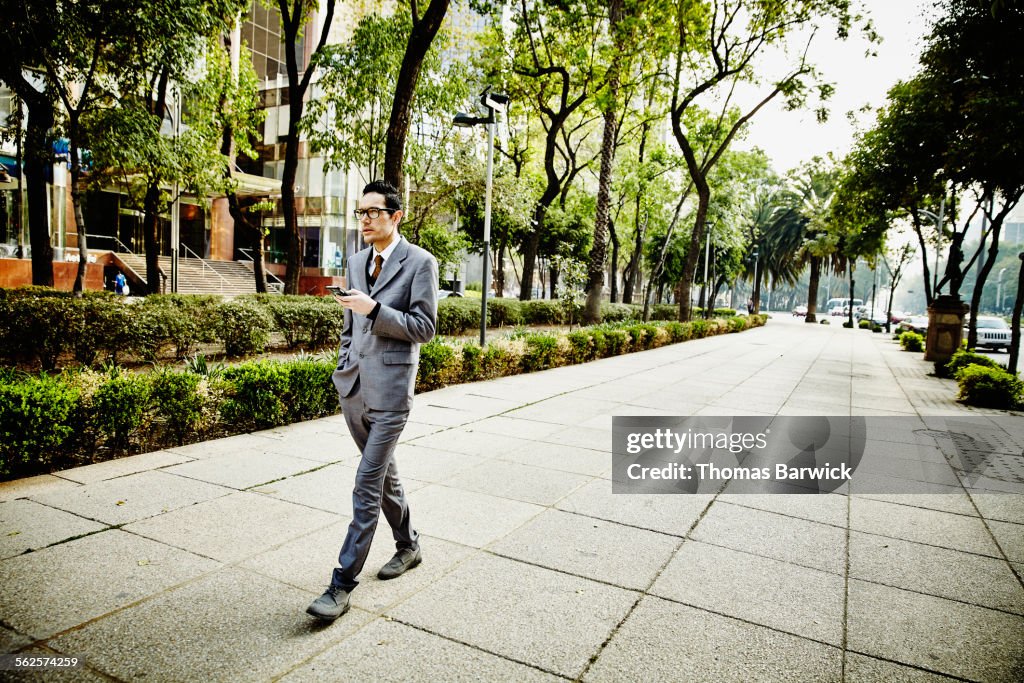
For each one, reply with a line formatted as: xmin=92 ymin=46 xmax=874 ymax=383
xmin=792 ymin=305 xmax=808 ymax=317
xmin=967 ymin=316 xmax=1011 ymax=351
xmin=888 ymin=310 xmax=910 ymax=324
xmin=897 ymin=316 xmax=929 ymax=335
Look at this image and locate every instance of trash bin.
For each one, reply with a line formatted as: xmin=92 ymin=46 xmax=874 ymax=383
xmin=924 ymin=295 xmax=969 ymax=363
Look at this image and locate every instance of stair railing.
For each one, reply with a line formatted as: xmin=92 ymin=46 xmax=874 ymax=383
xmin=237 ymin=247 xmax=285 ymax=294
xmin=179 ymin=244 xmax=230 ymax=294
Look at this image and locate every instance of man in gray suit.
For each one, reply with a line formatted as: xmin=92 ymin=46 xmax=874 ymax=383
xmin=307 ymin=180 xmax=438 ymax=621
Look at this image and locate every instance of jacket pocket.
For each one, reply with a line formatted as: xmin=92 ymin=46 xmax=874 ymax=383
xmin=383 ymin=350 xmax=416 ymax=365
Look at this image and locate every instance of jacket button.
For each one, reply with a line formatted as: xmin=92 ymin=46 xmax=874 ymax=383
xmin=359 ymin=352 xmax=365 ymax=358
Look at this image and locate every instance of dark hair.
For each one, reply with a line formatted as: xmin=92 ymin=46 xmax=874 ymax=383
xmin=362 ymin=180 xmax=402 ymax=210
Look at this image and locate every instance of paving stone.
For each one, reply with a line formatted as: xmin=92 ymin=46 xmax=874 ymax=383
xmin=843 ymin=653 xmax=961 ymax=682
xmin=849 ymin=531 xmax=1024 ymax=614
xmin=846 ymin=579 xmax=1024 ymax=682
xmin=250 ymin=463 xmax=360 ymax=515
xmin=445 ymin=459 xmax=591 ymax=506
xmin=542 ymin=425 xmax=615 ymax=453
xmin=406 ymin=485 xmax=542 ymax=548
xmin=408 ymin=404 xmax=475 ymax=427
xmin=690 ymin=501 xmax=846 ymax=575
xmin=988 ymin=519 xmax=1024 ymax=562
xmin=165 ymin=433 xmax=285 ymax=459
xmin=124 ymin=492 xmax=337 ymax=563
xmin=0 ymin=499 xmax=105 ymax=560
xmin=849 ymin=488 xmax=978 ymax=516
xmin=49 ymin=450 xmax=194 ymax=485
xmin=397 ymin=420 xmax=448 ymax=442
xmin=650 ymin=540 xmax=845 ymax=645
xmin=585 ymin=595 xmax=842 ymax=682
xmin=850 ymin=497 xmax=1002 ymax=557
xmin=717 ymin=493 xmax=848 ymax=527
xmin=469 ymin=415 xmax=564 ymax=441
xmin=0 ymin=529 xmax=219 ymax=639
xmin=239 ymin=520 xmax=476 ymax=614
xmin=388 ymin=444 xmax=486 ymax=483
xmin=404 ymin=427 xmax=536 ymax=458
xmin=389 ymin=553 xmax=636 ymax=679
xmin=967 ymin=491 xmax=1024 ymax=524
xmin=278 ymin=617 xmax=561 ymax=682
xmin=419 ymin=392 xmax=521 ymax=416
xmin=49 ymin=567 xmax=371 ymax=682
xmin=164 ymin=450 xmax=325 ymax=489
xmin=504 ymin=396 xmax=620 ymax=426
xmin=30 ymin=470 xmax=231 ymax=526
xmin=489 ymin=509 xmax=678 ymax=590
xmin=500 ymin=441 xmax=609 ymax=477
xmin=256 ymin=431 xmax=360 ymax=463
xmin=0 ymin=475 xmax=80 ymax=503
xmin=555 ymin=478 xmax=710 ymax=536
xmin=0 ymin=624 xmax=32 ymax=654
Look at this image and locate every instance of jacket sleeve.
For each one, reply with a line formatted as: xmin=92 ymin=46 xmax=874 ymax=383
xmin=371 ymin=253 xmax=438 ymax=344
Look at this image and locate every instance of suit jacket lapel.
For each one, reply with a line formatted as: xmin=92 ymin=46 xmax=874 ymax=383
xmin=370 ymin=239 xmax=407 ymax=293
xmin=351 ymin=249 xmax=371 ymax=293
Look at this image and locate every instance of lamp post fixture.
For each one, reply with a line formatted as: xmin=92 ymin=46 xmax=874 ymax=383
xmin=453 ymin=90 xmax=509 ymax=347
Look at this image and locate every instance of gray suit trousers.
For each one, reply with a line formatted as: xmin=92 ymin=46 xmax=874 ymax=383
xmin=332 ymin=379 xmax=418 ymax=591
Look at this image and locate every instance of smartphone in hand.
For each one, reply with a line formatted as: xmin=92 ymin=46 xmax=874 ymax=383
xmin=325 ymin=285 xmax=352 ymax=297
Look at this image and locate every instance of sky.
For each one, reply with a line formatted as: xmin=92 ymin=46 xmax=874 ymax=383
xmin=737 ymin=0 xmax=936 ymax=173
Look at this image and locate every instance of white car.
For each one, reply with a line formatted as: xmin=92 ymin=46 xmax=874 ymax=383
xmin=968 ymin=317 xmax=1011 ymax=351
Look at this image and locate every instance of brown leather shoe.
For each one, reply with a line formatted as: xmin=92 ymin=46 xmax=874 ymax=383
xmin=377 ymin=547 xmax=422 ymax=580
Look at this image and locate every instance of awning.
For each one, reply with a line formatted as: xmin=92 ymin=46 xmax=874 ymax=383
xmin=229 ymin=171 xmax=281 ymax=198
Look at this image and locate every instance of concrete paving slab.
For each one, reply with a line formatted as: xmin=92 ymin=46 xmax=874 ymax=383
xmin=691 ymin=501 xmax=847 ymax=575
xmin=542 ymin=424 xmax=614 ymax=452
xmin=50 ymin=450 xmax=193 ymax=484
xmin=164 ymin=450 xmax=326 ymax=490
xmin=389 ymin=444 xmax=487 ymax=483
xmin=407 ymin=404 xmax=476 ymax=427
xmin=555 ymin=478 xmax=710 ymax=536
xmin=49 ymin=567 xmax=373 ymax=682
xmin=404 ymin=427 xmax=537 ymax=458
xmin=988 ymin=519 xmax=1024 ymax=562
xmin=29 ymin=470 xmax=231 ymax=526
xmin=968 ymin=491 xmax=1024 ymax=524
xmin=489 ymin=508 xmax=678 ymax=590
xmin=468 ymin=415 xmax=564 ymax=440
xmin=849 ymin=531 xmax=1024 ymax=614
xmin=406 ymin=485 xmax=542 ymax=548
xmin=164 ymin=432 xmax=286 ymax=459
xmin=850 ymin=488 xmax=978 ymax=516
xmin=585 ymin=595 xmax=842 ymax=682
xmin=846 ymin=579 xmax=1024 ymax=682
xmin=419 ymin=392 xmax=522 ymax=415
xmin=249 ymin=463 xmax=360 ymax=515
xmin=445 ymin=459 xmax=591 ymax=506
xmin=0 ymin=623 xmax=33 ymax=654
xmin=0 ymin=474 xmax=81 ymax=503
xmin=500 ymin=441 xmax=609 ymax=477
xmin=278 ymin=617 xmax=562 ymax=682
xmin=123 ymin=491 xmax=337 ymax=563
xmin=0 ymin=529 xmax=219 ymax=639
xmin=256 ymin=432 xmax=361 ymax=463
xmin=238 ymin=517 xmax=476 ymax=613
xmin=0 ymin=646 xmax=113 ymax=682
xmin=388 ymin=552 xmax=636 ymax=679
xmin=650 ymin=540 xmax=846 ymax=645
xmin=0 ymin=499 xmax=105 ymax=559
xmin=849 ymin=497 xmax=1002 ymax=557
xmin=396 ymin=420 xmax=447 ymax=442
xmin=843 ymin=653 xmax=961 ymax=682
xmin=504 ymin=396 xmax=621 ymax=426
xmin=717 ymin=493 xmax=848 ymax=527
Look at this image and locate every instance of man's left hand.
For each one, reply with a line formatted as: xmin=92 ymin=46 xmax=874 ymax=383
xmin=336 ymin=289 xmax=377 ymax=316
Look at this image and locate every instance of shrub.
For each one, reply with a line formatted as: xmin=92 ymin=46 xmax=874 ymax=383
xmin=416 ymin=338 xmax=461 ymax=390
xmin=955 ymin=365 xmax=1023 ymax=409
xmin=218 ymin=300 xmax=272 ymax=357
xmin=487 ymin=298 xmax=525 ymax=327
xmin=150 ymin=370 xmax=209 ymax=445
xmin=0 ymin=373 xmax=80 ymax=478
xmin=139 ymin=295 xmax=222 ymax=360
xmin=600 ymin=303 xmax=638 ymax=323
xmin=942 ymin=349 xmax=999 ymax=379
xmin=92 ymin=371 xmax=152 ymax=453
xmin=649 ymin=304 xmax=677 ymax=321
xmin=663 ymin=321 xmax=687 ymax=343
xmin=566 ymin=330 xmax=595 ymax=364
xmin=436 ymin=298 xmax=480 ymax=335
xmin=820 ymin=318 xmax=830 ymax=325
xmin=858 ymin=319 xmax=872 ymax=329
xmin=899 ymin=331 xmax=924 ymax=352
xmin=521 ymin=300 xmax=562 ymax=325
xmin=220 ymin=361 xmax=289 ymax=429
xmin=284 ymin=360 xmax=336 ymax=421
xmin=521 ymin=333 xmax=561 ymax=372
xmin=1 ymin=295 xmax=73 ymax=369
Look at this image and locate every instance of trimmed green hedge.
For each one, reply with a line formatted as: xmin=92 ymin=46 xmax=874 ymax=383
xmin=955 ymin=365 xmax=1023 ymax=409
xmin=0 ymin=314 xmax=769 ymax=480
xmin=899 ymin=331 xmax=924 ymax=352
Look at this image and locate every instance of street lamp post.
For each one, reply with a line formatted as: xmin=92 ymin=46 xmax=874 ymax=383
xmin=702 ymin=220 xmax=712 ymax=319
xmin=453 ymin=90 xmax=509 ymax=347
xmin=996 ymin=266 xmax=1008 ymax=313
xmin=170 ymin=84 xmax=182 ymax=293
xmin=919 ymin=198 xmax=945 ymax=297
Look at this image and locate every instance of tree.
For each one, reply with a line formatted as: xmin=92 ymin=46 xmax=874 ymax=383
xmin=273 ymin=0 xmax=336 ymax=294
xmin=667 ymin=0 xmax=863 ymax=320
xmin=882 ymin=243 xmax=915 ymax=332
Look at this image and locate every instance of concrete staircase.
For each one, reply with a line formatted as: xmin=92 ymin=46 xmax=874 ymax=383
xmin=112 ymin=253 xmax=269 ymax=296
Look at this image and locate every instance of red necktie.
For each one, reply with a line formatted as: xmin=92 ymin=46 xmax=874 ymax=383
xmin=370 ymin=254 xmax=383 ymax=284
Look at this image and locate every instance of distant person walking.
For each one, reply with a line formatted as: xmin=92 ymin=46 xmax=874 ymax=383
xmin=114 ymin=270 xmax=127 ymax=296
xmin=306 ymin=180 xmax=439 ymax=622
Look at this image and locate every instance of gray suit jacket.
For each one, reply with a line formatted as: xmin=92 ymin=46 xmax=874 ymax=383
xmin=332 ymin=238 xmax=439 ymax=411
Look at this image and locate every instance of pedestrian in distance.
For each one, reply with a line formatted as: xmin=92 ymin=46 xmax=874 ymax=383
xmin=306 ymin=180 xmax=439 ymax=622
xmin=114 ymin=270 xmax=127 ymax=296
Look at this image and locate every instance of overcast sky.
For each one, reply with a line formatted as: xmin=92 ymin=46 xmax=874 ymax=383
xmin=737 ymin=0 xmax=936 ymax=173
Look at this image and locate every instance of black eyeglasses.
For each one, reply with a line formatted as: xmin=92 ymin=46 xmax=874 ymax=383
xmin=353 ymin=207 xmax=397 ymax=220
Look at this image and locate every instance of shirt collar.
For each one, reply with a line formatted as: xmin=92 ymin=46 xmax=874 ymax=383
xmin=371 ymin=234 xmax=402 ymax=265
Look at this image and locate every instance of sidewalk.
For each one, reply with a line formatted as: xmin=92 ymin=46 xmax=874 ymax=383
xmin=1 ymin=317 xmax=1022 ymax=681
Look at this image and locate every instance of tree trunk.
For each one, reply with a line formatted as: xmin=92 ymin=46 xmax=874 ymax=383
xmin=608 ymin=218 xmax=619 ymax=304
xmin=70 ymin=123 xmax=88 ymax=296
xmin=1009 ymin=252 xmax=1023 ymax=375
xmin=25 ymin=98 xmax=55 ymax=286
xmin=495 ymin=234 xmax=508 ymax=298
xmin=967 ymin=215 xmax=1006 ymax=349
xmin=143 ymin=67 xmax=170 ymax=295
xmin=282 ymin=97 xmax=303 ymax=294
xmin=520 ymin=207 xmax=543 ymax=300
xmin=383 ymin=0 xmax=451 ymax=191
xmin=805 ymin=256 xmax=821 ymax=323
